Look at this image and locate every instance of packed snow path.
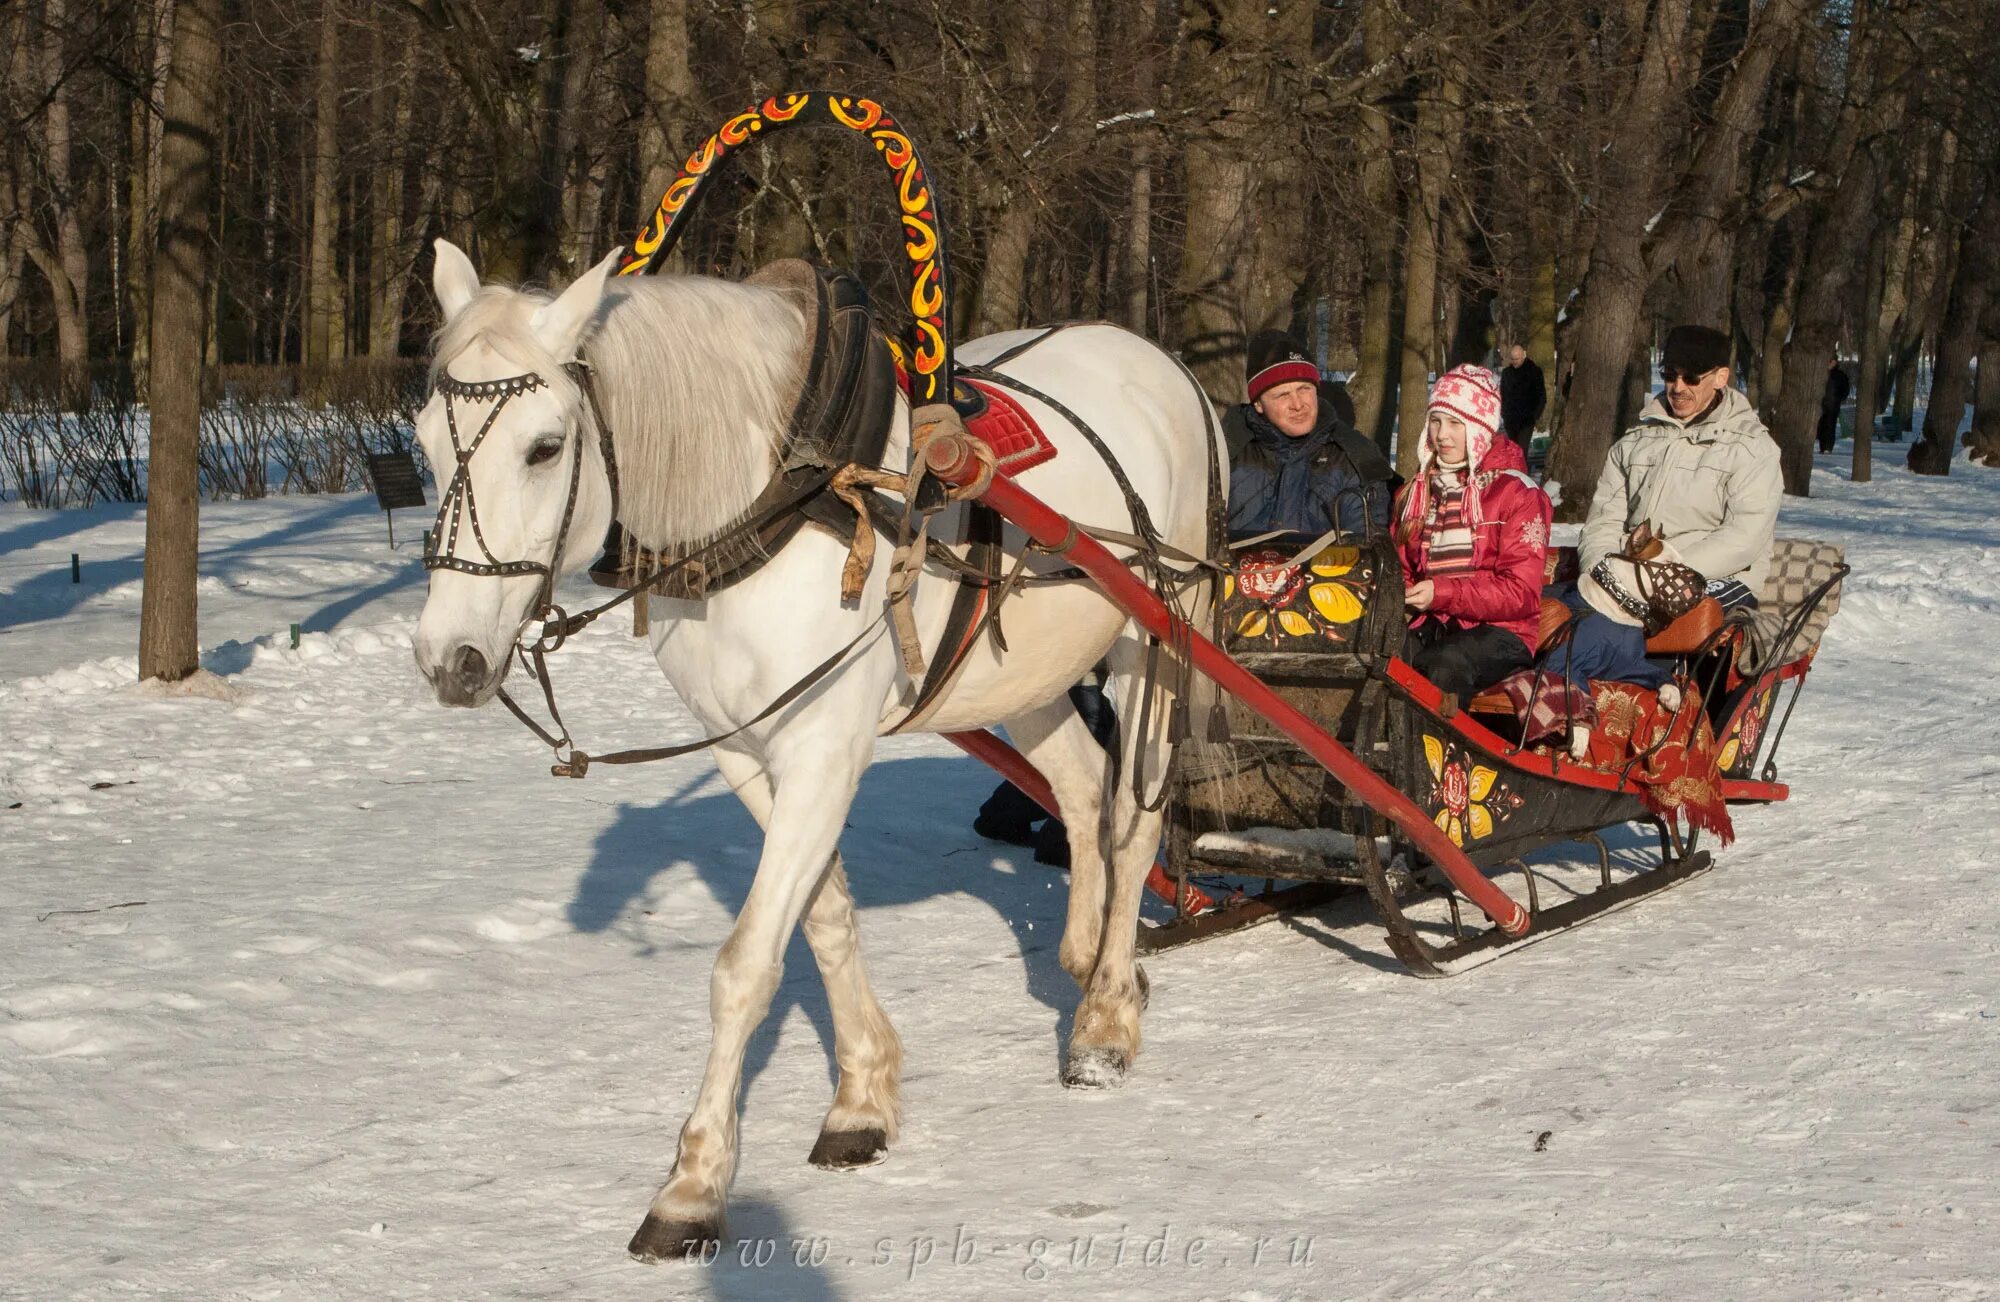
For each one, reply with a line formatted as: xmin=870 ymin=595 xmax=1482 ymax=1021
xmin=3 ymin=453 xmax=1997 ymax=1299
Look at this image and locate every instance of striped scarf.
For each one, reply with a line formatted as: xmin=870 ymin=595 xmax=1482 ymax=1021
xmin=1424 ymin=470 xmax=1477 ymax=577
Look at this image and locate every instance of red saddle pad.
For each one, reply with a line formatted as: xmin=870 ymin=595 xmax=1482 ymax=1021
xmin=960 ymin=378 xmax=1058 ymax=476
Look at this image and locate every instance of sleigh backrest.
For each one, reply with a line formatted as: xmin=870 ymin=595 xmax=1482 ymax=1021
xmin=1741 ymin=537 xmax=1846 ymax=673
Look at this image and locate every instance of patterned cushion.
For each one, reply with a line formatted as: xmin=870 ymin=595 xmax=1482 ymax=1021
xmin=1742 ymin=537 xmax=1845 ymax=672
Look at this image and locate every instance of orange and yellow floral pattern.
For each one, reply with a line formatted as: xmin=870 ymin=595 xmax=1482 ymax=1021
xmin=1222 ymin=544 xmax=1373 ymax=646
xmin=1422 ymin=733 xmax=1523 ymax=846
xmin=618 ymin=92 xmax=953 ymax=403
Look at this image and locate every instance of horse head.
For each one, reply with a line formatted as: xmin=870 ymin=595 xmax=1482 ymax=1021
xmin=412 ymin=239 xmax=622 ymax=707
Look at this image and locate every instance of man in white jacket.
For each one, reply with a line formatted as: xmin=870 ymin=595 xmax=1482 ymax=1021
xmin=1579 ymin=324 xmax=1783 ymax=608
xmin=1542 ymin=326 xmax=1783 ymax=754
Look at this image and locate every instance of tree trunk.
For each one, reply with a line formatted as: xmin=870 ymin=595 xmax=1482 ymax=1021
xmin=31 ymin=0 xmax=92 ymax=404
xmin=1176 ymin=0 xmax=1266 ymax=400
xmin=1763 ymin=6 xmax=1897 ymax=494
xmin=139 ymin=0 xmax=221 ymax=683
xmin=1966 ymin=337 xmax=2000 ymax=466
xmin=1755 ymin=255 xmax=1797 ymax=408
xmin=368 ymin=36 xmax=411 ymax=357
xmin=1890 ymin=340 xmax=1919 ymax=437
xmin=1852 ymin=222 xmax=1889 ymax=483
xmin=1346 ymin=0 xmax=1401 ymax=447
xmin=1123 ymin=135 xmax=1154 ymax=334
xmin=0 ymin=221 xmax=23 ymax=359
xmin=306 ymin=0 xmax=342 ymax=364
xmin=1242 ymin=0 xmax=1311 ymax=341
xmin=404 ymin=1 xmax=563 ymax=281
xmin=1911 ymin=176 xmax=2000 ymax=475
xmin=551 ymin=0 xmax=605 ymax=273
xmin=1765 ymin=145 xmax=1885 ymax=495
xmin=1394 ymin=68 xmax=1461 ymax=476
xmin=970 ymin=0 xmax=1046 ymax=338
xmin=638 ymin=0 xmax=693 ymax=215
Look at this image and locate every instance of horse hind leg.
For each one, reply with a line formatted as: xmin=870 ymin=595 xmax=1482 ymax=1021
xmin=1062 ymin=633 xmax=1176 ymax=1090
xmin=1001 ymin=695 xmax=1112 ymax=990
xmin=801 ymin=851 xmax=903 ymax=1169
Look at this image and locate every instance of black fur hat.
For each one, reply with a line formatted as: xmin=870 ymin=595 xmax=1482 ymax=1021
xmin=1662 ymin=325 xmax=1731 ymax=378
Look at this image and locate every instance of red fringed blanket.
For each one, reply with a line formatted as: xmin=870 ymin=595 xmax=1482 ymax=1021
xmin=1586 ymin=681 xmax=1734 ymax=846
xmin=1491 ymin=670 xmax=1734 ymax=846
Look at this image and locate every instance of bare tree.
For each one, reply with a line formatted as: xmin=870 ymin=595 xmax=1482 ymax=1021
xmin=1910 ymin=161 xmax=2000 ymax=476
xmin=1543 ymin=0 xmax=1808 ymax=521
xmin=139 ymin=0 xmax=222 ymax=682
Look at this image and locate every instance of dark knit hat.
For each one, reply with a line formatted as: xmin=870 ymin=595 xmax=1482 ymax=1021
xmin=1246 ymin=330 xmax=1319 ymax=402
xmin=1662 ymin=325 xmax=1731 ymax=378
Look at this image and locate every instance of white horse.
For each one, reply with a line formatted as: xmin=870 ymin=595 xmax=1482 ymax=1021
xmin=411 ymin=239 xmax=1219 ymax=1260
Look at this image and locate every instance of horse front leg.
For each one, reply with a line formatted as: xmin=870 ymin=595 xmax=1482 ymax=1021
xmin=799 ymin=853 xmax=903 ymax=1168
xmin=628 ymin=746 xmax=869 ymax=1261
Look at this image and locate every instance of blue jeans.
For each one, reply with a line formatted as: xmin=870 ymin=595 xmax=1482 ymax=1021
xmin=1542 ymin=583 xmax=1670 ymax=691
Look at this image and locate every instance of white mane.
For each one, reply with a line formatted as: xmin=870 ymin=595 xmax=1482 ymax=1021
xmin=431 ymin=274 xmax=809 ymax=550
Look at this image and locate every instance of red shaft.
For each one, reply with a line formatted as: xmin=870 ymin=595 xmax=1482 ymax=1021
xmin=943 ymin=729 xmax=1215 ymax=914
xmin=926 ymin=436 xmax=1529 ymax=936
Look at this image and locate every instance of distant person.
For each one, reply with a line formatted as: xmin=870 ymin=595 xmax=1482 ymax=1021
xmin=1318 ymin=376 xmax=1357 ymax=430
xmin=1818 ymin=359 xmax=1852 ymax=453
xmin=1224 ymin=330 xmax=1393 ymax=539
xmin=1499 ymin=344 xmax=1547 ymax=446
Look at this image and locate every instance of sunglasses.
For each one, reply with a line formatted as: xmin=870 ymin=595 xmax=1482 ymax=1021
xmin=1660 ymin=366 xmax=1717 ymax=385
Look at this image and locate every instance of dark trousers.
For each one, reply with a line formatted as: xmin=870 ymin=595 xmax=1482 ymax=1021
xmin=1404 ymin=622 xmax=1533 ymax=698
xmin=1544 ymin=581 xmax=1668 ymax=691
xmin=1817 ymin=409 xmax=1839 ymax=453
xmin=974 ymin=683 xmax=1117 ymax=863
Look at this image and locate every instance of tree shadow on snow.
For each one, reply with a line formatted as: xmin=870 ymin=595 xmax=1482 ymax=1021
xmin=568 ymin=755 xmax=1078 ymax=1102
xmin=0 ymin=495 xmax=398 ymax=632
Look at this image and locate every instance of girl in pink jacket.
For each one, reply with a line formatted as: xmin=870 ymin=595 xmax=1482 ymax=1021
xmin=1395 ymin=365 xmax=1554 ymax=697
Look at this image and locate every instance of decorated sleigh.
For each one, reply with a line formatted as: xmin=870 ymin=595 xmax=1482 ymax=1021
xmin=600 ymin=91 xmax=1848 ymax=977
xmin=1137 ymin=531 xmax=1846 ymax=971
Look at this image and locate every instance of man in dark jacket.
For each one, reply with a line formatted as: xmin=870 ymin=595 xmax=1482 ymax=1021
xmin=1226 ymin=331 xmax=1393 ymax=538
xmin=1818 ymin=359 xmax=1852 ymax=453
xmin=1499 ymin=344 xmax=1546 ymax=446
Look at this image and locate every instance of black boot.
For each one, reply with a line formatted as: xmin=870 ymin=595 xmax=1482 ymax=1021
xmin=973 ymin=782 xmax=1044 ymax=847
xmin=1032 ymin=816 xmax=1071 ymax=868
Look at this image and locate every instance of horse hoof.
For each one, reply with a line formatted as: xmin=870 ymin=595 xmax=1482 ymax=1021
xmin=628 ymin=1213 xmax=721 ymax=1262
xmin=808 ymin=1127 xmax=889 ymax=1170
xmin=1061 ymin=1047 xmax=1130 ymax=1090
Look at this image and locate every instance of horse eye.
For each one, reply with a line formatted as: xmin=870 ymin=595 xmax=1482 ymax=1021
xmin=526 ymin=437 xmax=564 ymax=467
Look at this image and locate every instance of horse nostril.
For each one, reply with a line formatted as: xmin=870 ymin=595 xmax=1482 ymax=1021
xmin=449 ymin=645 xmax=489 ymax=693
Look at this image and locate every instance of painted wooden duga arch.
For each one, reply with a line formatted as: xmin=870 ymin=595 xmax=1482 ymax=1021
xmin=618 ymin=91 xmax=956 ymax=407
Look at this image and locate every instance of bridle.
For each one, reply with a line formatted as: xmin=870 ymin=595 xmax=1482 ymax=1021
xmin=423 ymin=363 xmax=621 ymax=641
xmin=418 ymin=357 xmax=872 ymax=778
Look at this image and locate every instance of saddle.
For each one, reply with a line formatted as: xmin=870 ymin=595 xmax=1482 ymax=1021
xmin=637 ymin=260 xmax=901 ymax=600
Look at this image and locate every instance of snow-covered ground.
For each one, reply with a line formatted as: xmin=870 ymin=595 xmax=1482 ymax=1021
xmin=3 ymin=448 xmax=1997 ymax=1300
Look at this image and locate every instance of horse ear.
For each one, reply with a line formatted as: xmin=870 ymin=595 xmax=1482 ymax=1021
xmin=530 ymin=247 xmax=623 ymax=361
xmin=432 ymin=239 xmax=483 ymax=322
